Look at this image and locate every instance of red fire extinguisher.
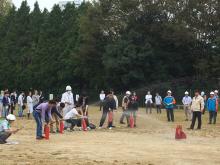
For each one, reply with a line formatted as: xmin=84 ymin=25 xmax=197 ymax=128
xmin=59 ymin=121 xmax=64 ymax=134
xmin=44 ymin=124 xmax=50 ymax=140
xmin=129 ymin=113 xmax=134 ymax=128
xmin=81 ymin=118 xmax=87 ymax=131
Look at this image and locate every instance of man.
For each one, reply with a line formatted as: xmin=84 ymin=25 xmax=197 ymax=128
xmin=18 ymin=92 xmax=25 ymax=117
xmin=32 ymin=90 xmax=40 ymax=107
xmin=99 ymin=93 xmax=116 ymax=129
xmin=10 ymin=92 xmax=16 ymax=114
xmin=64 ymin=106 xmax=83 ymax=131
xmin=155 ymin=93 xmax=162 ymax=114
xmin=214 ymin=90 xmax=219 ymax=117
xmin=50 ymin=102 xmax=65 ymax=133
xmin=163 ymin=90 xmax=176 ymax=122
xmin=61 ymin=86 xmax=74 ymax=128
xmin=126 ymin=92 xmax=138 ymax=127
xmin=2 ymin=92 xmax=10 ymax=118
xmin=145 ymin=91 xmax=153 ymax=114
xmin=99 ymin=90 xmax=105 ymax=111
xmin=120 ymin=91 xmax=131 ymax=124
xmin=33 ymin=100 xmax=56 ymax=140
xmin=188 ymin=90 xmax=204 ymax=130
xmin=77 ymin=93 xmax=89 ymax=127
xmin=111 ymin=90 xmax=118 ymax=110
xmin=207 ymin=92 xmax=218 ymax=124
xmin=0 ymin=114 xmax=20 ymax=144
xmin=182 ymin=91 xmax=192 ymax=121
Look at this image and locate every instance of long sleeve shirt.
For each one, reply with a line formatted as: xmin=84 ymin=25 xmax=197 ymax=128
xmin=191 ymin=95 xmax=204 ymax=112
xmin=35 ymin=102 xmax=52 ymax=123
xmin=99 ymin=94 xmax=105 ymax=101
xmin=61 ymin=92 xmax=74 ymax=106
xmin=182 ymin=96 xmax=192 ymax=105
xmin=145 ymin=95 xmax=153 ymax=104
xmin=155 ymin=96 xmax=162 ymax=105
xmin=18 ymin=95 xmax=23 ymax=106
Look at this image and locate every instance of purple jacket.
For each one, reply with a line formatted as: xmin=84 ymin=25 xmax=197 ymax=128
xmin=35 ymin=102 xmax=52 ymax=122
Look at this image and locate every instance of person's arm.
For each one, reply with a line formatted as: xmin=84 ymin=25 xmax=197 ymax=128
xmin=54 ymin=108 xmax=63 ymax=119
xmin=200 ymin=98 xmax=205 ymax=112
xmin=182 ymin=97 xmax=184 ymax=105
xmin=216 ymin=99 xmax=218 ymax=112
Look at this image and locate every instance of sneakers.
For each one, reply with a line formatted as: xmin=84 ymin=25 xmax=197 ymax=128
xmin=109 ymin=127 xmax=112 ymax=130
xmin=36 ymin=136 xmax=44 ymax=140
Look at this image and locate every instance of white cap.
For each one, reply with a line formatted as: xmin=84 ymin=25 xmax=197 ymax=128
xmin=6 ymin=114 xmax=16 ymax=121
xmin=185 ymin=91 xmax=189 ymax=95
xmin=167 ymin=90 xmax=172 ymax=93
xmin=214 ymin=90 xmax=218 ymax=93
xmin=210 ymin=92 xmax=215 ymax=95
xmin=66 ymin=85 xmax=72 ymax=91
xmin=201 ymin=91 xmax=205 ymax=96
xmin=126 ymin=91 xmax=131 ymax=95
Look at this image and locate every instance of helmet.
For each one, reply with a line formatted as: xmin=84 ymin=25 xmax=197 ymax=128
xmin=214 ymin=90 xmax=218 ymax=93
xmin=126 ymin=91 xmax=131 ymax=95
xmin=185 ymin=91 xmax=189 ymax=95
xmin=210 ymin=92 xmax=215 ymax=95
xmin=201 ymin=91 xmax=205 ymax=96
xmin=66 ymin=85 xmax=72 ymax=91
xmin=6 ymin=114 xmax=16 ymax=121
xmin=167 ymin=90 xmax=172 ymax=94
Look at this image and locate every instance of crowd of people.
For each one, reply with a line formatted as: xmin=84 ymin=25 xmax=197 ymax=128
xmin=0 ymin=86 xmax=219 ymax=143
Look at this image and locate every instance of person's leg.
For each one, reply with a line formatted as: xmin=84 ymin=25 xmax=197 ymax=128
xmin=146 ymin=105 xmax=148 ymax=114
xmin=108 ymin=111 xmax=113 ymax=128
xmin=120 ymin=108 xmax=126 ymax=123
xmin=213 ymin=112 xmax=217 ymax=124
xmin=209 ymin=111 xmax=212 ymax=124
xmin=125 ymin=110 xmax=130 ymax=126
xmin=170 ymin=108 xmax=174 ymax=122
xmin=156 ymin=105 xmax=159 ymax=114
xmin=184 ymin=106 xmax=188 ymax=120
xmin=190 ymin=112 xmax=196 ymax=129
xmin=197 ymin=111 xmax=202 ymax=129
xmin=99 ymin=110 xmax=107 ymax=127
xmin=0 ymin=132 xmax=11 ymax=144
xmin=150 ymin=105 xmax=152 ymax=114
xmin=133 ymin=111 xmax=137 ymax=126
xmin=54 ymin=114 xmax=59 ymax=132
xmin=166 ymin=109 xmax=170 ymax=121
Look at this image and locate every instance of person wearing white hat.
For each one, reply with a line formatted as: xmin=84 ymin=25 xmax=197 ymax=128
xmin=207 ymin=92 xmax=218 ymax=124
xmin=0 ymin=114 xmax=20 ymax=144
xmin=182 ymin=91 xmax=192 ymax=121
xmin=163 ymin=90 xmax=176 ymax=122
xmin=61 ymin=86 xmax=74 ymax=128
xmin=120 ymin=91 xmax=131 ymax=124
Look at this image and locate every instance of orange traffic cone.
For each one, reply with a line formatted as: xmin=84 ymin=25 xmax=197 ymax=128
xmin=81 ymin=118 xmax=87 ymax=131
xmin=129 ymin=113 xmax=134 ymax=128
xmin=44 ymin=125 xmax=50 ymax=140
xmin=59 ymin=121 xmax=64 ymax=134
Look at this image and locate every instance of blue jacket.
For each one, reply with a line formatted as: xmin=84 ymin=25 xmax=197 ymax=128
xmin=207 ymin=98 xmax=218 ymax=112
xmin=163 ymin=96 xmax=175 ymax=109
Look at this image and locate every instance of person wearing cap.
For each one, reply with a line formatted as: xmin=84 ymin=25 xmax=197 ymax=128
xmin=61 ymin=86 xmax=74 ymax=128
xmin=155 ymin=93 xmax=162 ymax=114
xmin=163 ymin=90 xmax=176 ymax=122
xmin=99 ymin=90 xmax=105 ymax=111
xmin=188 ymin=90 xmax=204 ymax=130
xmin=145 ymin=91 xmax=153 ymax=114
xmin=120 ymin=91 xmax=131 ymax=124
xmin=0 ymin=114 xmax=20 ymax=144
xmin=33 ymin=100 xmax=56 ymax=139
xmin=182 ymin=91 xmax=192 ymax=121
xmin=207 ymin=92 xmax=218 ymax=124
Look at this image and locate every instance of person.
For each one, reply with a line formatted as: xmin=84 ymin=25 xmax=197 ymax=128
xmin=120 ymin=91 xmax=131 ymax=124
xmin=155 ymin=93 xmax=162 ymax=114
xmin=10 ymin=92 xmax=16 ymax=114
xmin=182 ymin=91 xmax=192 ymax=121
xmin=129 ymin=92 xmax=138 ymax=127
xmin=163 ymin=90 xmax=176 ymax=122
xmin=201 ymin=91 xmax=207 ymax=114
xmin=2 ymin=91 xmax=10 ymax=118
xmin=64 ymin=106 xmax=83 ymax=131
xmin=99 ymin=93 xmax=116 ymax=129
xmin=111 ymin=90 xmax=118 ymax=110
xmin=39 ymin=91 xmax=45 ymax=103
xmin=145 ymin=91 xmax=153 ymax=114
xmin=33 ymin=100 xmax=56 ymax=140
xmin=32 ymin=90 xmax=40 ymax=107
xmin=188 ymin=90 xmax=204 ymax=130
xmin=18 ymin=92 xmax=25 ymax=117
xmin=50 ymin=102 xmax=65 ymax=133
xmin=61 ymin=86 xmax=74 ymax=116
xmin=0 ymin=114 xmax=20 ymax=144
xmin=207 ymin=92 xmax=218 ymax=124
xmin=0 ymin=91 xmax=4 ymax=118
xmin=77 ymin=93 xmax=89 ymax=127
xmin=214 ymin=90 xmax=219 ymax=118
xmin=27 ymin=91 xmax=33 ymax=119
xmin=99 ymin=90 xmax=105 ymax=111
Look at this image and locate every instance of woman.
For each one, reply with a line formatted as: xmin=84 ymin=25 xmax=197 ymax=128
xmin=32 ymin=90 xmax=40 ymax=107
xmin=27 ymin=91 xmax=33 ymax=119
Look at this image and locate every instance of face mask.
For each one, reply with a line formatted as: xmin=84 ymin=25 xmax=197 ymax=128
xmin=67 ymin=91 xmax=71 ymax=94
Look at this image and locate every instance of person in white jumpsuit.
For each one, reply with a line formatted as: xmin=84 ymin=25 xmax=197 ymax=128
xmin=27 ymin=91 xmax=33 ymax=119
xmin=61 ymin=86 xmax=74 ymax=128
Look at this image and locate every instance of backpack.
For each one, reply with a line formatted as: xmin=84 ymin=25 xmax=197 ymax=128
xmin=89 ymin=123 xmax=96 ymax=129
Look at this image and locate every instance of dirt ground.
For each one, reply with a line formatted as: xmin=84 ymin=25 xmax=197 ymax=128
xmin=1 ymin=106 xmax=220 ymax=165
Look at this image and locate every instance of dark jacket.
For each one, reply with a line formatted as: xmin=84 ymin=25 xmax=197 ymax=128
xmin=103 ymin=97 xmax=116 ymax=111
